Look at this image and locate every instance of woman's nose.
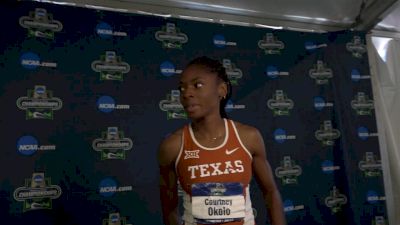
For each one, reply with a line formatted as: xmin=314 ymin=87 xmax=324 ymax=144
xmin=181 ymin=87 xmax=194 ymax=99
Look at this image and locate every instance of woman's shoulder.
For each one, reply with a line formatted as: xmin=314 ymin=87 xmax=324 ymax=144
xmin=158 ymin=127 xmax=184 ymax=165
xmin=230 ymin=119 xmax=260 ymax=137
xmin=230 ymin=119 xmax=263 ymax=151
xmin=160 ymin=127 xmax=184 ymax=148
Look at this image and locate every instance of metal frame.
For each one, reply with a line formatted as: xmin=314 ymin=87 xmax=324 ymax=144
xmin=33 ymin=0 xmax=400 ymax=33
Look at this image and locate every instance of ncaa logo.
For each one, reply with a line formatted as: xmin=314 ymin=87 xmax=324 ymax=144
xmin=224 ymin=100 xmax=245 ymax=112
xmin=322 ymin=160 xmax=334 ymax=174
xmin=283 ymin=199 xmax=304 ymax=215
xmin=266 ymin=66 xmax=279 ymax=79
xmin=314 ymin=97 xmax=326 ymax=111
xmin=110 ymin=213 xmax=120 ymax=223
xmin=98 ymin=178 xmax=117 ymax=197
xmin=351 ymin=69 xmax=361 ymax=82
xmin=33 ymin=174 xmax=44 ymax=183
xmin=366 ymin=190 xmax=385 ymax=204
xmin=351 ymin=69 xmax=370 ymax=82
xmin=160 ymin=61 xmax=181 ymax=77
xmin=265 ymin=66 xmax=289 ymax=79
xmin=357 ymin=126 xmax=378 ymax=140
xmin=20 ymin=52 xmax=40 ymax=70
xmin=321 ymin=160 xmax=340 ymax=174
xmin=36 ymin=86 xmax=45 ymax=94
xmin=367 ymin=190 xmax=379 ymax=204
xmin=357 ymin=126 xmax=369 ymax=140
xmin=304 ymin=41 xmax=327 ymax=51
xmin=273 ymin=128 xmax=296 ymax=144
xmin=283 ymin=200 xmax=294 ymax=215
xmin=213 ymin=34 xmax=237 ymax=48
xmin=17 ymin=135 xmax=38 ymax=156
xmin=313 ymin=96 xmax=333 ymax=111
xmin=274 ymin=129 xmax=287 ymax=144
xmin=96 ymin=22 xmax=113 ymax=38
xmin=225 ymin=100 xmax=234 ymax=113
xmin=97 ymin=95 xmax=115 ymax=113
xmin=213 ymin=34 xmax=226 ymax=48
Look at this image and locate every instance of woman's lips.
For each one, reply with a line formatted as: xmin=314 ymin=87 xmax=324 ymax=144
xmin=185 ymin=104 xmax=199 ymax=112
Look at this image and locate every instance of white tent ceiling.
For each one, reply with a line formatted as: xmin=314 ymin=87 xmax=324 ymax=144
xmin=375 ymin=1 xmax=400 ymax=32
xmin=44 ymin=0 xmax=400 ymax=33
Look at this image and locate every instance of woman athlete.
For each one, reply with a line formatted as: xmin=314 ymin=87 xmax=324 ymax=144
xmin=159 ymin=56 xmax=286 ymax=225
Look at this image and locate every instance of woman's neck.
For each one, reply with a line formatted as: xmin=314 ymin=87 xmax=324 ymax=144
xmin=191 ymin=115 xmax=226 ymax=140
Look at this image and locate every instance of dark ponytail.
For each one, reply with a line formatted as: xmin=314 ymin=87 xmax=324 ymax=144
xmin=186 ymin=56 xmax=232 ymax=118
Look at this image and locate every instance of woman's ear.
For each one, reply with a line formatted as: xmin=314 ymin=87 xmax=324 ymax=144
xmin=218 ymin=81 xmax=228 ymax=99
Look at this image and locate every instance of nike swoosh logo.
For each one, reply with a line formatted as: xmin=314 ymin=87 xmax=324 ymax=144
xmin=226 ymin=147 xmax=239 ymax=155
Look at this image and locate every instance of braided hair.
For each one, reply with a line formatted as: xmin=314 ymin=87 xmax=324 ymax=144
xmin=186 ymin=56 xmax=232 ymax=118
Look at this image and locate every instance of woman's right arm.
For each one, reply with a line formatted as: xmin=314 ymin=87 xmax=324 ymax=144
xmin=158 ymin=131 xmax=182 ymax=225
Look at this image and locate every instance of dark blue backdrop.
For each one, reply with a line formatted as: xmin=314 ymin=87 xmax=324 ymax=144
xmin=0 ymin=1 xmax=387 ymax=225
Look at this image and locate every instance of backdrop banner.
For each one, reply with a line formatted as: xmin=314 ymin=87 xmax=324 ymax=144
xmin=0 ymin=1 xmax=388 ymax=225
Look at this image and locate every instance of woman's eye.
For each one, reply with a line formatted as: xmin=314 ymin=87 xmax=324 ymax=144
xmin=178 ymin=86 xmax=185 ymax=92
xmin=194 ymin=82 xmax=203 ymax=88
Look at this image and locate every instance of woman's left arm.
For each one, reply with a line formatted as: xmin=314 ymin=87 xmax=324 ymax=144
xmin=241 ymin=125 xmax=286 ymax=225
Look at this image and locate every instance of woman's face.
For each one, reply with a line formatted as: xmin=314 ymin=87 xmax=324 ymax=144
xmin=179 ymin=64 xmax=226 ymax=119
